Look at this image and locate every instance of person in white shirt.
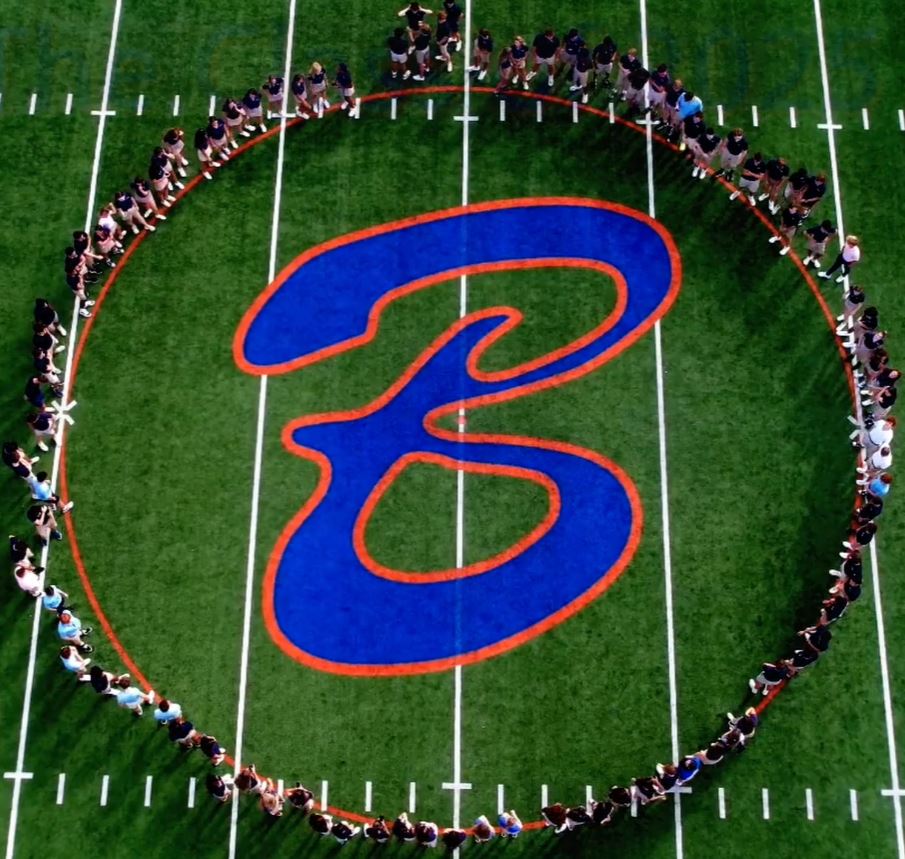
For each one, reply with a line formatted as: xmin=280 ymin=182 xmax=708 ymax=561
xmin=14 ymin=564 xmax=42 ymax=597
xmin=59 ymin=645 xmax=91 ymax=679
xmin=851 ymin=417 xmax=895 ymax=454
xmin=818 ymin=234 xmax=861 ymax=284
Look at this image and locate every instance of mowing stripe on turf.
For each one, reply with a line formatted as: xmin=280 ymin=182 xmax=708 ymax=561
xmin=640 ymin=1 xmax=684 ymax=856
xmin=3 ymin=3 xmax=123 ymax=856
xmin=813 ymin=3 xmax=905 ymax=856
xmin=227 ymin=0 xmax=297 ymax=855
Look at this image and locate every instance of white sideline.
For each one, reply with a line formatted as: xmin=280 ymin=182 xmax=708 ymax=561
xmin=227 ymin=1 xmax=297 ymax=856
xmin=449 ymin=0 xmax=473 ymax=844
xmin=813 ymin=3 xmax=905 ymax=857
xmin=3 ymin=3 xmax=123 ymax=856
xmin=639 ymin=2 xmax=683 ymax=857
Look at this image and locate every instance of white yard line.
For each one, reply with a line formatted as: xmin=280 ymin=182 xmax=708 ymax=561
xmin=497 ymin=784 xmax=505 ymax=815
xmin=320 ymin=780 xmax=329 ymax=810
xmin=3 ymin=4 xmax=122 ymax=856
xmin=144 ymin=776 xmax=153 ymax=808
xmin=789 ymin=106 xmax=797 ymax=128
xmin=65 ymin=92 xmax=73 ymax=115
xmin=717 ymin=787 xmax=726 ymax=819
xmin=751 ymin=104 xmax=759 ymax=127
xmin=55 ymin=774 xmax=66 ymax=806
xmin=209 ymin=94 xmax=216 ymax=115
xmin=100 ymin=774 xmax=110 ymax=807
xmin=862 ymin=107 xmax=870 ymax=131
xmin=28 ymin=92 xmax=36 ymax=115
xmin=365 ymin=781 xmax=373 ymax=812
xmin=536 ymin=101 xmax=543 ymax=122
xmin=805 ymin=787 xmax=814 ymax=821
xmin=408 ymin=781 xmax=417 ymax=813
xmin=639 ymin=2 xmax=683 ymax=856
xmin=188 ymin=777 xmax=197 ymax=809
xmin=898 ymin=109 xmax=904 ymax=132
xmin=716 ymin=104 xmax=724 ymax=126
xmin=762 ymin=787 xmax=770 ymax=820
xmin=851 ymin=789 xmax=859 ymax=821
xmin=427 ymin=98 xmax=433 ymax=120
xmin=136 ymin=93 xmax=144 ymax=115
xmin=813 ymin=4 xmax=905 ymax=856
xmin=227 ymin=1 xmax=297 ymax=856
xmin=391 ymin=97 xmax=397 ymax=120
xmin=172 ymin=93 xmax=180 ymax=116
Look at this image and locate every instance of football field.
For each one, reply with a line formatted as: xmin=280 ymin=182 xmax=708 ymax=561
xmin=2 ymin=1 xmax=905 ymax=856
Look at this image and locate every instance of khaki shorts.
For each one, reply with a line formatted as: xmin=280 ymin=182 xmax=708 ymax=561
xmin=720 ymin=151 xmax=745 ymax=170
xmin=164 ymin=139 xmax=184 ymax=156
xmin=390 ymin=51 xmax=407 ymax=63
xmin=739 ymin=176 xmax=760 ymax=193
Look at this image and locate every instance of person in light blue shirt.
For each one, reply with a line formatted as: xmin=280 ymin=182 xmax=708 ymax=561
xmin=153 ymin=698 xmax=183 ymax=724
xmin=869 ymin=473 xmax=892 ymax=498
xmin=56 ymin=610 xmax=92 ymax=652
xmin=42 ymin=584 xmax=69 ymax=613
xmin=116 ymin=685 xmax=155 ymax=717
xmin=676 ymin=89 xmax=703 ymax=120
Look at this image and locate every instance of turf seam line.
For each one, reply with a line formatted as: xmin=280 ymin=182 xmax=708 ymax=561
xmin=814 ymin=2 xmax=905 ymax=855
xmin=640 ymin=1 xmax=684 ymax=855
xmin=226 ymin=0 xmax=297 ymax=854
xmin=3 ymin=2 xmax=122 ymax=855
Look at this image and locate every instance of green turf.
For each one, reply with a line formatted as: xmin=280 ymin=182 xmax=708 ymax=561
xmin=2 ymin=1 xmax=905 ymax=858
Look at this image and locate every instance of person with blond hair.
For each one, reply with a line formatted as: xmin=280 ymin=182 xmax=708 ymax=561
xmin=819 ymin=234 xmax=861 ymax=284
xmin=308 ymin=62 xmax=330 ymax=110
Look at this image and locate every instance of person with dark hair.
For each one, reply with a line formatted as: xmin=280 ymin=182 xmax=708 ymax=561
xmin=625 ymin=64 xmax=652 ymax=119
xmin=242 ymin=88 xmax=266 ymax=134
xmin=441 ymin=827 xmax=467 ymax=847
xmin=559 ymin=27 xmax=585 ymax=79
xmin=414 ymin=820 xmax=438 ymax=846
xmin=221 ymin=97 xmax=247 ymax=147
xmin=590 ymin=798 xmax=617 ymax=826
xmin=162 ymin=127 xmax=190 ymax=176
xmin=730 ymin=152 xmax=766 ymax=206
xmin=206 ymin=772 xmax=234 ymax=803
xmin=799 ymin=173 xmax=827 ymax=216
xmin=392 ymin=812 xmax=416 ymax=842
xmin=167 ymin=715 xmax=199 ymax=749
xmin=364 ymin=816 xmax=390 ymax=842
xmin=388 ymin=27 xmax=411 ymax=80
xmin=655 ymin=762 xmax=680 ymax=792
xmin=591 ymin=35 xmax=617 ymax=92
xmin=398 ymin=1 xmax=433 ymax=45
xmin=290 ymin=74 xmax=313 ymax=120
xmin=194 ymin=127 xmax=216 ymax=181
xmin=632 ymin=776 xmax=666 ymax=805
xmin=234 ymin=764 xmax=266 ymax=794
xmin=541 ymin=802 xmax=567 ymax=831
xmin=284 ymin=782 xmax=315 ymax=814
xmin=309 ymin=812 xmax=333 ymax=836
xmin=114 ymin=189 xmax=154 ymax=236
xmin=34 ymin=298 xmax=67 ymax=337
xmin=152 ymin=697 xmax=182 ymax=725
xmin=647 ymin=62 xmax=671 ymax=124
xmin=435 ymin=12 xmax=453 ymax=74
xmin=334 ymin=63 xmax=357 ymax=114
xmin=132 ymin=176 xmax=168 ymax=222
xmin=803 ymin=220 xmax=837 ymax=268
xmin=677 ymin=754 xmax=702 ymax=784
xmin=42 ymin=583 xmax=69 ymax=614
xmin=205 ymin=116 xmax=231 ymax=165
xmin=616 ymin=46 xmax=640 ymax=96
xmin=263 ymin=74 xmax=285 ymax=118
xmin=59 ymin=645 xmax=92 ymax=679
xmin=714 ymin=127 xmax=748 ymax=182
xmin=442 ymin=0 xmax=462 ymax=50
xmin=88 ymin=665 xmax=119 ymax=695
xmin=468 ymin=28 xmax=493 ymax=80
xmin=565 ymin=804 xmax=592 ymax=830
xmin=495 ymin=46 xmax=513 ymax=93
xmin=692 ymin=127 xmax=721 ymax=180
xmin=199 ymin=734 xmax=226 ymax=765
xmin=800 ymin=624 xmax=832 ymax=655
xmin=785 ymin=647 xmax=820 ymax=676
xmin=3 ymin=441 xmax=38 ymax=480
xmin=331 ymin=818 xmax=360 ymax=843
xmin=13 ymin=563 xmax=42 ymax=598
xmin=759 ymin=156 xmax=790 ymax=214
xmin=411 ymin=26 xmax=433 ymax=81
xmin=570 ymin=46 xmax=593 ymax=103
xmin=819 ymin=593 xmax=849 ymax=625
xmin=260 ymin=788 xmax=284 ymax=818
xmin=696 ymin=740 xmax=728 ymax=766
xmin=498 ymin=810 xmax=522 ymax=838
xmin=27 ymin=503 xmax=62 ymax=545
xmin=749 ymin=660 xmax=790 ymax=696
xmin=26 ymin=410 xmax=57 ymax=452
xmin=608 ymin=786 xmax=633 ymax=808
xmin=529 ymin=28 xmax=559 ymax=87
xmin=768 ymin=204 xmax=805 ymax=256
xmin=725 ymin=707 xmax=759 ymax=746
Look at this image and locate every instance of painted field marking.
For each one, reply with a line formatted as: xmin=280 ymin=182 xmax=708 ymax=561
xmin=639 ymin=1 xmax=682 ymax=856
xmin=277 ymin=779 xmax=284 ymax=795
xmin=100 ymin=775 xmax=110 ymax=807
xmin=427 ymin=97 xmax=433 ymax=119
xmin=536 ymin=101 xmax=543 ymax=122
xmin=2 ymin=773 xmax=32 ymax=781
xmin=28 ymin=92 xmax=36 ymax=115
xmin=172 ymin=94 xmax=180 ymax=116
xmin=409 ymin=781 xmax=417 ymax=813
xmin=391 ymin=97 xmax=397 ymax=119
xmin=718 ymin=787 xmax=726 ymax=819
xmin=862 ymin=108 xmax=870 ymax=130
xmin=572 ymin=100 xmax=579 ymax=123
xmin=227 ymin=0 xmax=296 ymax=856
xmin=541 ymin=784 xmax=549 ymax=809
xmin=789 ymin=106 xmax=797 ymax=128
xmin=817 ymin=121 xmax=843 ymax=130
xmin=144 ymin=776 xmax=153 ymax=808
xmin=65 ymin=93 xmax=73 ymax=115
xmin=898 ymin=108 xmax=904 ymax=131
xmin=365 ymin=781 xmax=373 ymax=813
xmin=188 ymin=777 xmax=196 ymax=808
xmin=499 ymin=99 xmax=505 ymax=121
xmin=805 ymin=788 xmax=814 ymax=821
xmin=0 ymin=93 xmax=3 ymax=110
xmin=717 ymin=103 xmax=724 ymax=126
xmin=585 ymin=785 xmax=593 ymax=806
xmin=209 ymin=94 xmax=216 ymax=115
xmin=851 ymin=789 xmax=859 ymax=821
xmin=814 ymin=3 xmax=904 ymax=856
xmin=496 ymin=784 xmax=505 ymax=815
xmin=353 ymin=96 xmax=361 ymax=118
xmin=136 ymin=93 xmax=144 ymax=115
xmin=631 ymin=797 xmax=638 ymax=818
xmin=751 ymin=104 xmax=759 ymax=127
xmin=608 ymin=101 xmax=615 ymax=123
xmin=52 ymin=773 xmax=65 ymax=805
xmin=4 ymin=5 xmax=122 ymax=858
xmin=762 ymin=788 xmax=770 ymax=820
xmin=320 ymin=780 xmax=329 ymax=810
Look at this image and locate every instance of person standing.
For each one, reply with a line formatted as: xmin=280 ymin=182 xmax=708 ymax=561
xmin=442 ymin=0 xmax=462 ymax=51
xmin=714 ymin=127 xmax=748 ymax=182
xmin=768 ymin=204 xmax=805 ymax=256
xmin=263 ymin=75 xmax=284 ymax=118
xmin=802 ymin=220 xmax=837 ymax=268
xmin=591 ymin=35 xmax=617 ymax=92
xmin=57 ymin=609 xmax=93 ymax=653
xmin=818 ymin=235 xmax=862 ymax=284
xmin=468 ymin=28 xmax=493 ymax=80
xmin=729 ymin=151 xmax=766 ymax=206
xmin=388 ymin=28 xmax=411 ymax=80
xmin=334 ymin=63 xmax=356 ymax=114
xmin=529 ymin=28 xmax=560 ymax=87
xmin=510 ymin=35 xmax=529 ymax=90
xmin=760 ymin=156 xmax=789 ymax=214
xmin=693 ymin=127 xmax=720 ymax=179
xmin=435 ymin=12 xmax=453 ymax=73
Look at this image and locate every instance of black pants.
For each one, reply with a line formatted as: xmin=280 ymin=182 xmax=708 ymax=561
xmin=825 ymin=252 xmax=852 ymax=277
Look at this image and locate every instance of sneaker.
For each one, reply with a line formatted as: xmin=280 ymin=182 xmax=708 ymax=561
xmin=391 ymin=71 xmax=398 ymax=79
xmin=51 ymin=530 xmax=63 ymax=541
xmin=323 ymin=101 xmax=331 ymax=110
xmin=468 ymin=65 xmax=479 ymax=72
xmin=403 ymin=70 xmax=411 ymax=80
xmin=37 ymin=441 xmax=49 ymax=452
xmin=691 ymin=166 xmax=700 ymax=178
xmin=581 ymin=92 xmax=588 ymax=104
xmin=54 ymin=344 xmax=67 ymax=352
xmin=258 ymin=123 xmax=266 ymax=132
xmin=203 ymin=171 xmax=213 ymax=180
xmin=525 ymin=70 xmax=536 ymax=81
xmin=175 ymin=181 xmax=185 ymax=189
xmin=146 ymin=224 xmax=156 ymax=232
xmin=82 ymin=626 xmax=93 ymax=635
xmin=522 ymin=80 xmax=529 ymax=90
xmin=340 ymin=102 xmax=348 ymax=110
xmin=547 ymin=75 xmax=554 ymax=87
xmin=817 ymin=272 xmax=831 ymax=279
xmin=299 ymin=111 xmax=310 ymax=119
xmin=79 ymin=644 xmax=94 ymax=654
xmin=698 ymin=168 xmax=707 ymax=180
xmin=62 ymin=501 xmax=74 ymax=513
xmin=85 ymin=299 xmax=96 ymax=307
xmin=143 ymin=208 xmax=153 ymax=219
xmin=230 ymin=139 xmax=239 ymax=150
xmin=446 ymin=60 xmax=452 ymax=72
xmin=569 ymin=84 xmax=581 ymax=91
xmin=413 ymin=74 xmax=425 ymax=81
xmin=156 ymin=213 xmax=167 ymax=221
xmin=729 ymin=191 xmax=740 ymax=201
xmin=768 ymin=236 xmax=780 ymax=244
xmin=477 ymin=69 xmax=487 ymax=81
xmin=748 ymin=679 xmax=757 ymax=694
xmin=747 ymin=195 xmax=757 ymax=206
xmin=758 ymin=192 xmax=769 ymax=202
xmin=162 ymin=199 xmax=173 ymax=208
xmin=78 ymin=308 xmax=92 ymax=319
xmin=802 ymin=256 xmax=812 ymax=265
xmin=177 ymin=167 xmax=187 ymax=177
xmin=244 ymin=124 xmax=256 ymax=133
xmin=779 ymin=246 xmax=791 ymax=256
xmin=147 ymin=690 xmax=156 ymax=704
xmin=131 ymin=225 xmax=139 ymax=235
xmin=813 ymin=260 xmax=821 ymax=268
xmin=836 ymin=274 xmax=845 ymax=283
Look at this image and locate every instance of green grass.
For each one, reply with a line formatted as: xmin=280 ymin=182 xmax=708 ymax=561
xmin=1 ymin=1 xmax=905 ymax=858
